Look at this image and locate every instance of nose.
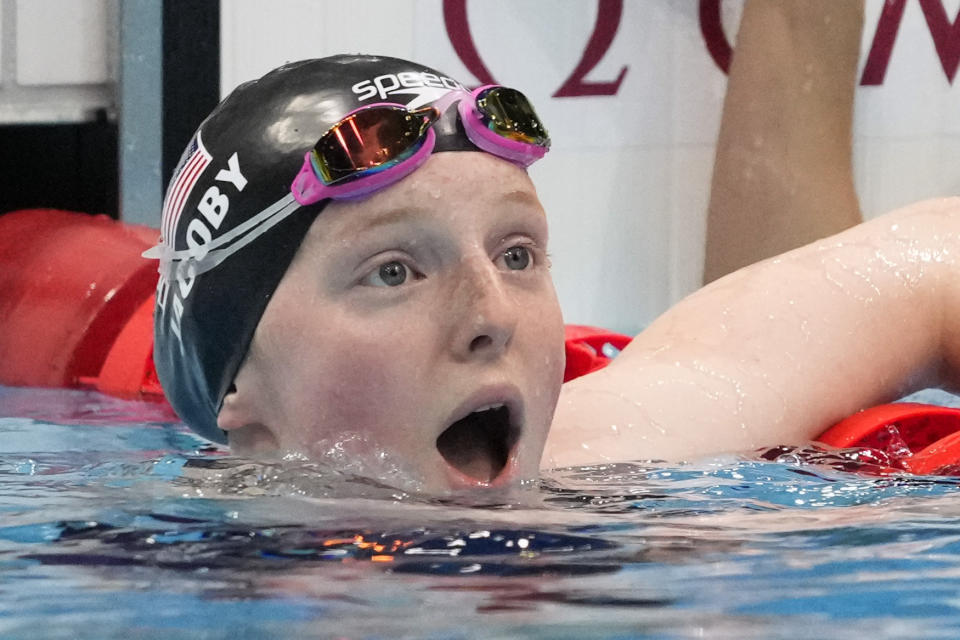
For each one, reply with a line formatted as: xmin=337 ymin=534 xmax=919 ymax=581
xmin=449 ymin=256 xmax=519 ymax=362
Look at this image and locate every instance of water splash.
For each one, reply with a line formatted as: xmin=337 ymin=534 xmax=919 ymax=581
xmin=7 ymin=389 xmax=960 ymax=637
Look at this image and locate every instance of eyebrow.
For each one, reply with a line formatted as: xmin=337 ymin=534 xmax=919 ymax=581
xmin=500 ymin=188 xmax=543 ymax=210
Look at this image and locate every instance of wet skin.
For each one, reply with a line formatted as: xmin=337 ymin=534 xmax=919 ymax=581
xmin=217 ymin=152 xmax=566 ymax=493
xmin=214 ymin=158 xmax=960 ymax=483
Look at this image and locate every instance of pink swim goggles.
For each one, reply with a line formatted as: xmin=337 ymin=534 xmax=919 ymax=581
xmin=290 ymin=85 xmax=550 ymax=205
xmin=147 ymin=85 xmax=549 ymax=283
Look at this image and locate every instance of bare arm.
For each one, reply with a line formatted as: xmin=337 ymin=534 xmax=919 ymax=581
xmin=546 ymin=197 xmax=960 ymax=468
xmin=703 ymin=0 xmax=864 ymax=284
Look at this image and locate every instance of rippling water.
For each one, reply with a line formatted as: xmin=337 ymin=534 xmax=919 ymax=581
xmin=3 ymin=385 xmax=960 ymax=639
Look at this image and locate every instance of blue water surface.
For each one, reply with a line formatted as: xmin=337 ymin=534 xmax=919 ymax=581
xmin=3 ymin=385 xmax=960 ymax=639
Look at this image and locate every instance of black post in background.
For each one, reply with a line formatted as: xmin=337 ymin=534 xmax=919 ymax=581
xmin=0 ymin=114 xmax=118 ymax=216
xmin=162 ymin=0 xmax=220 ymax=192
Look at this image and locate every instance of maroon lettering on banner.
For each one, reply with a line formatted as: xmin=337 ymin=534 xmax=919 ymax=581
xmin=443 ymin=0 xmax=627 ymax=97
xmin=699 ymin=0 xmax=732 ymax=74
xmin=862 ymin=0 xmax=960 ymax=85
xmin=861 ymin=0 xmax=907 ymax=85
xmin=553 ymin=0 xmax=628 ymax=97
xmin=917 ymin=0 xmax=960 ymax=83
xmin=442 ymin=0 xmax=497 ymax=86
xmin=704 ymin=0 xmax=960 ymax=85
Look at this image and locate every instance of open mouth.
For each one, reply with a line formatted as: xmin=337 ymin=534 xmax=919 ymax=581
xmin=436 ymin=404 xmax=520 ymax=483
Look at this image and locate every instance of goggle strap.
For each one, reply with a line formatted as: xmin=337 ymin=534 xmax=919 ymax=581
xmin=292 ymin=153 xmax=324 ymax=205
xmin=144 ymin=193 xmax=303 ymax=281
xmin=429 ymin=88 xmax=471 ymax=115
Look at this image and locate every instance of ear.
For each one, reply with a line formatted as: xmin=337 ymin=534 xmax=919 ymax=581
xmin=217 ymin=382 xmax=280 ymax=453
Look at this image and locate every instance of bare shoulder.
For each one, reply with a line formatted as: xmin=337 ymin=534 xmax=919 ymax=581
xmin=542 ymin=197 xmax=960 ymax=470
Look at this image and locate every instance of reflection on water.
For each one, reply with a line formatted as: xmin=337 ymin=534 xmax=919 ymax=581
xmin=3 ymin=386 xmax=960 ymax=639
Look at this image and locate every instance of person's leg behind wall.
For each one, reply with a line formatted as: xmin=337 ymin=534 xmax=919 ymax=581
xmin=703 ymin=0 xmax=864 ymax=284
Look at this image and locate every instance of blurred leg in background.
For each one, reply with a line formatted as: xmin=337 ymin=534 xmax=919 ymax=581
xmin=703 ymin=0 xmax=864 ymax=284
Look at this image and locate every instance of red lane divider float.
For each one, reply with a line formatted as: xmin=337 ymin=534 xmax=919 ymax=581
xmin=817 ymin=402 xmax=960 ymax=475
xmin=562 ymin=324 xmax=632 ymax=382
xmin=0 ymin=209 xmax=162 ymax=400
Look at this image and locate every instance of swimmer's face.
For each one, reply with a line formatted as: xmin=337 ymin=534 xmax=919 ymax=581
xmin=217 ymin=152 xmax=566 ymax=493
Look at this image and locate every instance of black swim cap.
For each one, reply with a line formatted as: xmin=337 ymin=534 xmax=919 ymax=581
xmin=152 ymin=55 xmax=478 ymax=443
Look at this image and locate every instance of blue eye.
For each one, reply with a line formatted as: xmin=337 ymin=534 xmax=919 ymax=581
xmin=503 ymin=246 xmax=531 ymax=270
xmin=372 ymin=261 xmax=408 ymax=286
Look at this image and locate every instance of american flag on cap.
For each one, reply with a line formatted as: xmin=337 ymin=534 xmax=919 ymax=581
xmin=161 ymin=132 xmax=212 ymax=246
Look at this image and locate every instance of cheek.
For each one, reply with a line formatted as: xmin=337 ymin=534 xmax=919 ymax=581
xmin=519 ymin=286 xmax=567 ymax=402
xmin=326 ymin=344 xmax=410 ymax=412
xmin=533 ymin=283 xmax=566 ymax=355
xmin=276 ymin=325 xmax=427 ymax=446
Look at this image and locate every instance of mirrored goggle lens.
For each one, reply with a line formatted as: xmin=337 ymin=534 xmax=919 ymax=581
xmin=475 ymin=87 xmax=550 ymax=147
xmin=313 ymin=106 xmax=438 ymax=185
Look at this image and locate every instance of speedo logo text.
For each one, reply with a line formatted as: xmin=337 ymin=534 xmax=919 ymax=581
xmin=352 ymin=71 xmax=465 ymax=108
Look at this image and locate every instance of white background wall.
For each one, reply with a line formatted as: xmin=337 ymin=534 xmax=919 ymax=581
xmin=3 ymin=1 xmax=960 ymax=335
xmin=0 ymin=0 xmax=115 ymax=122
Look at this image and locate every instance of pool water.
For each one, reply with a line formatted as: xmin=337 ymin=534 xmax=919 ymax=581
xmin=4 ymin=385 xmax=960 ymax=639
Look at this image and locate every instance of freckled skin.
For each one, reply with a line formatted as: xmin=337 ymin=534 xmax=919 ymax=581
xmin=544 ymin=197 xmax=960 ymax=468
xmin=218 ymin=152 xmax=566 ymax=493
xmin=218 ymin=154 xmax=960 ymax=478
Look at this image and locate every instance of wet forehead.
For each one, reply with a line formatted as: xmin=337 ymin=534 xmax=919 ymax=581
xmin=310 ymin=152 xmax=544 ymax=237
xmin=377 ymin=151 xmax=535 ymax=197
